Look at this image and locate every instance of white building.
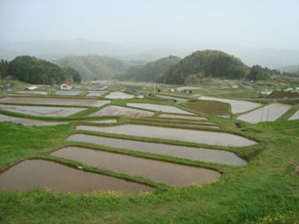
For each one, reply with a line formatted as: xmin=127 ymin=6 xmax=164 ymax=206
xmin=60 ymin=83 xmax=72 ymax=90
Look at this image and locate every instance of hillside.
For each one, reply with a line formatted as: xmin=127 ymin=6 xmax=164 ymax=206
xmin=161 ymin=50 xmax=249 ymax=84
xmin=54 ymin=55 xmax=130 ymax=81
xmin=5 ymin=56 xmax=79 ymax=84
xmin=118 ymin=56 xmax=181 ymax=82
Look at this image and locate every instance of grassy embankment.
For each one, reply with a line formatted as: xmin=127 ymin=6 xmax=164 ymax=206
xmin=0 ymin=116 xmax=299 ymax=223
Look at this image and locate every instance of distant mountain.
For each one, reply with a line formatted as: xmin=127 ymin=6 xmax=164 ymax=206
xmin=161 ymin=50 xmax=248 ymax=84
xmin=54 ymin=55 xmax=130 ymax=81
xmin=278 ymin=65 xmax=299 ymax=74
xmin=118 ymin=56 xmax=181 ymax=82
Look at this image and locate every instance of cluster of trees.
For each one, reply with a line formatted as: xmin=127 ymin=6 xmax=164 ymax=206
xmin=0 ymin=59 xmax=9 ymax=79
xmin=117 ymin=56 xmax=181 ymax=82
xmin=0 ymin=56 xmax=81 ymax=84
xmin=161 ymin=50 xmax=249 ymax=84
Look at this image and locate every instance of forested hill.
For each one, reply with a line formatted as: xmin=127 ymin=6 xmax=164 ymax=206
xmin=1 ymin=56 xmax=81 ymax=84
xmin=118 ymin=56 xmax=181 ymax=82
xmin=161 ymin=50 xmax=249 ymax=84
xmin=54 ymin=55 xmax=130 ymax=81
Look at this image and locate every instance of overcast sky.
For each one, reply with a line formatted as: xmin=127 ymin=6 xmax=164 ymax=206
xmin=0 ymin=0 xmax=298 ymax=50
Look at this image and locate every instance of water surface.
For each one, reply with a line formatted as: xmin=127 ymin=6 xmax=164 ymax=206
xmin=68 ymin=134 xmax=247 ymax=166
xmin=76 ymin=124 xmax=257 ymax=147
xmin=0 ymin=105 xmax=85 ymax=117
xmin=127 ymin=103 xmax=193 ymax=115
xmin=0 ymin=160 xmax=153 ymax=193
xmin=90 ymin=106 xmax=154 ymax=118
xmin=238 ymin=103 xmax=292 ymax=123
xmin=52 ymin=147 xmax=221 ymax=187
xmin=198 ymin=96 xmax=261 ymax=114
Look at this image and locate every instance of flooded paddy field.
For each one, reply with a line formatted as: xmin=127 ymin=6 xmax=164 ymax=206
xmin=55 ymin=90 xmax=83 ymax=96
xmin=0 ymin=104 xmax=85 ymax=117
xmin=76 ymin=124 xmax=257 ymax=147
xmin=86 ymin=91 xmax=105 ymax=97
xmin=105 ymin=91 xmax=135 ymax=99
xmin=0 ymin=160 xmax=152 ymax=193
xmin=86 ymin=119 xmax=117 ymax=124
xmin=67 ymin=134 xmax=247 ymax=166
xmin=0 ymin=114 xmax=68 ymax=126
xmin=127 ymin=103 xmax=193 ymax=115
xmin=288 ymin=110 xmax=299 ymax=120
xmin=90 ymin=105 xmax=154 ymax=118
xmin=14 ymin=91 xmax=48 ymax=95
xmin=52 ymin=147 xmax=221 ymax=187
xmin=0 ymin=97 xmax=110 ymax=107
xmin=156 ymin=95 xmax=188 ymax=102
xmin=238 ymin=103 xmax=292 ymax=123
xmin=198 ymin=96 xmax=261 ymax=114
xmin=158 ymin=114 xmax=208 ymax=121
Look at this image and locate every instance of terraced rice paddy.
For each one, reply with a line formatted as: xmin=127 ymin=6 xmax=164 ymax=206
xmin=0 ymin=160 xmax=152 ymax=193
xmin=52 ymin=147 xmax=221 ymax=187
xmin=198 ymin=96 xmax=261 ymax=114
xmin=0 ymin=97 xmax=110 ymax=107
xmin=86 ymin=91 xmax=105 ymax=97
xmin=105 ymin=91 xmax=134 ymax=99
xmin=156 ymin=95 xmax=188 ymax=102
xmin=158 ymin=114 xmax=208 ymax=120
xmin=76 ymin=124 xmax=257 ymax=147
xmin=0 ymin=114 xmax=68 ymax=126
xmin=0 ymin=104 xmax=85 ymax=117
xmin=90 ymin=105 xmax=154 ymax=118
xmin=86 ymin=119 xmax=117 ymax=124
xmin=127 ymin=103 xmax=193 ymax=115
xmin=67 ymin=134 xmax=247 ymax=166
xmin=238 ymin=103 xmax=292 ymax=123
xmin=55 ymin=90 xmax=83 ymax=96
xmin=14 ymin=91 xmax=48 ymax=95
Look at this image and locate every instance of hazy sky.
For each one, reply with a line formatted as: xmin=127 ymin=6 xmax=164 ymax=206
xmin=1 ymin=0 xmax=298 ymax=50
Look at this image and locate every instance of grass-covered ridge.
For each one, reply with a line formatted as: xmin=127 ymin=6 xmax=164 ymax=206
xmin=0 ymin=118 xmax=298 ymax=223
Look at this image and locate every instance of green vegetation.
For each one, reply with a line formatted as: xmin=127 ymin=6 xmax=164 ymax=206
xmin=118 ymin=56 xmax=181 ymax=82
xmin=54 ymin=55 xmax=130 ymax=81
xmin=185 ymin=101 xmax=231 ymax=116
xmin=161 ymin=50 xmax=249 ymax=84
xmin=6 ymin=56 xmax=82 ymax=84
xmin=0 ymin=116 xmax=298 ymax=223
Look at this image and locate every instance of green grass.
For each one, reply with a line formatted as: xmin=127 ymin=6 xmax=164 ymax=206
xmin=0 ymin=119 xmax=299 ymax=223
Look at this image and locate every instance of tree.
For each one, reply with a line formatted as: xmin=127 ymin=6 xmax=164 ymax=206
xmin=67 ymin=68 xmax=81 ymax=83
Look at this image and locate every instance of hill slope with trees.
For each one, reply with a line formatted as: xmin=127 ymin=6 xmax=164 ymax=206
xmin=54 ymin=55 xmax=130 ymax=81
xmin=0 ymin=56 xmax=81 ymax=84
xmin=117 ymin=56 xmax=181 ymax=82
xmin=161 ymin=50 xmax=249 ymax=84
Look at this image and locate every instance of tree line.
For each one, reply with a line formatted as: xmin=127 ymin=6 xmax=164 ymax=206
xmin=0 ymin=56 xmax=81 ymax=84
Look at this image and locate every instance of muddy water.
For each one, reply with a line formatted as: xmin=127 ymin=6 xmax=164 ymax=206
xmin=15 ymin=91 xmax=48 ymax=95
xmin=90 ymin=106 xmax=154 ymax=118
xmin=76 ymin=125 xmax=257 ymax=147
xmin=105 ymin=91 xmax=134 ymax=99
xmin=158 ymin=114 xmax=208 ymax=121
xmin=67 ymin=134 xmax=247 ymax=166
xmin=0 ymin=160 xmax=153 ymax=193
xmin=0 ymin=114 xmax=68 ymax=126
xmin=289 ymin=110 xmax=299 ymax=120
xmin=238 ymin=103 xmax=292 ymax=123
xmin=0 ymin=105 xmax=85 ymax=117
xmin=55 ymin=90 xmax=83 ymax=96
xmin=198 ymin=96 xmax=261 ymax=114
xmin=156 ymin=95 xmax=188 ymax=102
xmin=127 ymin=103 xmax=193 ymax=115
xmin=52 ymin=147 xmax=221 ymax=187
xmin=0 ymin=97 xmax=110 ymax=107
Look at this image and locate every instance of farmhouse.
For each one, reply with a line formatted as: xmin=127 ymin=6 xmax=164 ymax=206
xmin=60 ymin=81 xmax=73 ymax=90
